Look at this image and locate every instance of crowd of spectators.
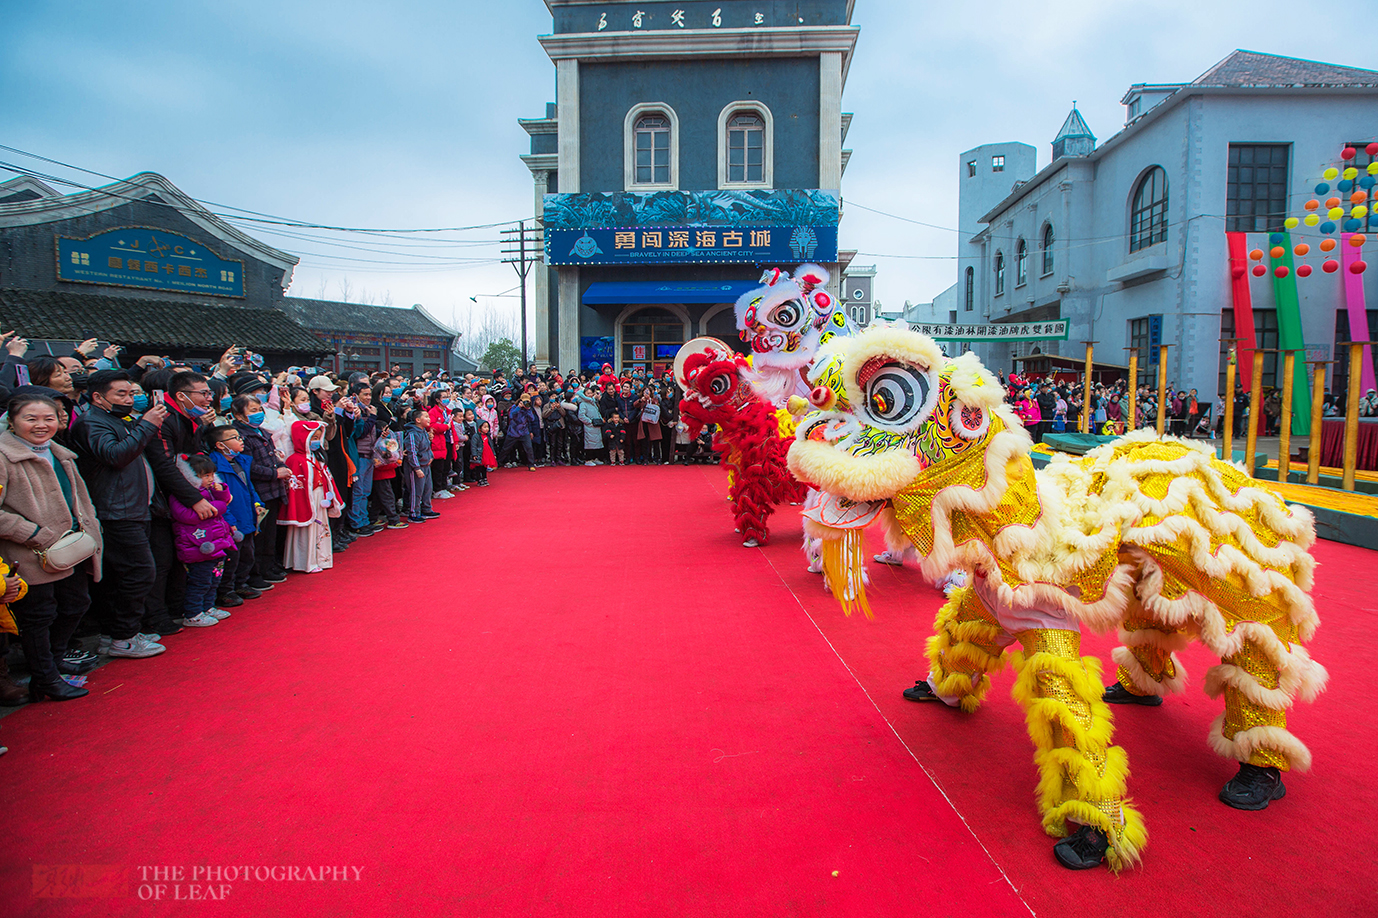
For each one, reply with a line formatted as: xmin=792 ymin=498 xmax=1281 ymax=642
xmin=0 ymin=335 xmax=717 ymax=756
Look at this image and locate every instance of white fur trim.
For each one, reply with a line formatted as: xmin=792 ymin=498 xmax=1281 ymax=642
xmin=1111 ymin=645 xmax=1188 ymax=695
xmin=1208 ymin=713 xmax=1313 ymax=771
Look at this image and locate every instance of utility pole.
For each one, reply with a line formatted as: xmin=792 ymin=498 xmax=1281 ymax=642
xmin=500 ymin=220 xmax=544 ymax=370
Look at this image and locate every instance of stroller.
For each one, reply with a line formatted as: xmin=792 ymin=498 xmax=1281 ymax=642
xmin=1189 ymin=402 xmax=1214 ymax=438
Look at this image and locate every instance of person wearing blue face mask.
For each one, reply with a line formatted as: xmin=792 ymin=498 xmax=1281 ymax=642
xmin=231 ymin=392 xmax=290 ymax=589
xmin=68 ymin=369 xmax=170 ymax=658
xmin=129 ymin=384 xmax=150 ymax=416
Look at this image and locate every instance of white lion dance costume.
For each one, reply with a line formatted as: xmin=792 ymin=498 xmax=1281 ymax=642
xmin=787 ymin=324 xmax=1326 ymax=871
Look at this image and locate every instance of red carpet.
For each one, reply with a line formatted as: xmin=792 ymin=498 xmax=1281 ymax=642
xmin=4 ymin=466 xmax=1030 ymax=917
xmin=752 ymin=489 xmax=1378 ymax=918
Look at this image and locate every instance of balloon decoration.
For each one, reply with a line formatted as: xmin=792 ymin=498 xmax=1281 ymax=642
xmin=1242 ymin=144 xmax=1375 ymax=289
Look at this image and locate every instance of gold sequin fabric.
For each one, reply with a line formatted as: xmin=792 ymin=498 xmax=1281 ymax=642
xmin=1223 ymin=640 xmax=1290 ymax=769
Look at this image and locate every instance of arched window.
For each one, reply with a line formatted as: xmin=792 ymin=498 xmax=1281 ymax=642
xmin=964 ymin=267 xmax=974 ymax=311
xmin=727 ymin=112 xmax=764 ymax=183
xmin=635 ymin=114 xmax=671 ymax=185
xmin=1130 ymin=167 xmax=1168 ymax=252
xmin=1041 ymin=223 xmax=1055 ymax=275
xmin=717 ymin=102 xmax=774 ymax=188
xmin=624 ymin=104 xmax=679 ymax=190
xmin=1015 ymin=239 xmax=1028 ymax=286
xmin=994 ymin=252 xmax=1005 ymax=296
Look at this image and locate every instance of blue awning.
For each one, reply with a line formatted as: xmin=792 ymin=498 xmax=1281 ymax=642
xmin=581 ymin=281 xmax=756 ymax=305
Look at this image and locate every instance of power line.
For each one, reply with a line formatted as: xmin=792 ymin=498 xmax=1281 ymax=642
xmin=0 ymin=143 xmax=521 ymax=234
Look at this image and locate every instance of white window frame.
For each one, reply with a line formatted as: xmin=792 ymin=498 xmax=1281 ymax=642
xmin=717 ymin=101 xmax=774 ymax=190
xmin=624 ymin=103 xmax=679 ymax=191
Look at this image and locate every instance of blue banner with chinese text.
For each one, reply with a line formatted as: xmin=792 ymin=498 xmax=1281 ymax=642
xmin=548 ymin=225 xmax=838 ymax=266
xmin=56 ymin=227 xmax=245 ymax=298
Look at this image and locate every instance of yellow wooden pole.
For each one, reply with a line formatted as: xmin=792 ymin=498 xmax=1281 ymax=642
xmin=1306 ymin=361 xmax=1327 ymax=485
xmin=1080 ymin=342 xmax=1095 ymax=434
xmin=1244 ymin=350 xmax=1264 ymax=477
xmin=1125 ymin=348 xmax=1138 ymax=432
xmin=1278 ymin=350 xmax=1296 ymax=484
xmin=1344 ymin=342 xmax=1363 ymax=491
xmin=1222 ymin=346 xmax=1236 ymax=464
xmin=1155 ymin=345 xmax=1169 ymax=436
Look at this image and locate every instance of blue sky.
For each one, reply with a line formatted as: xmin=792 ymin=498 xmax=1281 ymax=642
xmin=2 ymin=0 xmax=1373 ymax=331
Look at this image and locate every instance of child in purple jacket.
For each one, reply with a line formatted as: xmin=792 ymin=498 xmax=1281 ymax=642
xmin=168 ymin=453 xmax=236 ymax=628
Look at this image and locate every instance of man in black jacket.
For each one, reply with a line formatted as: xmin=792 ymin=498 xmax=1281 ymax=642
xmin=144 ymin=371 xmax=216 ymax=631
xmin=70 ymin=370 xmax=170 ymax=658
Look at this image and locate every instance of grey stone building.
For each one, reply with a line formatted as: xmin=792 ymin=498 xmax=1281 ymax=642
xmin=520 ymin=0 xmax=860 ymax=373
xmin=946 ymin=50 xmax=1378 ymax=405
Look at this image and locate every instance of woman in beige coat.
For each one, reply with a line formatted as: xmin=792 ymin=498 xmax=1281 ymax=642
xmin=0 ymin=392 xmax=103 ymax=701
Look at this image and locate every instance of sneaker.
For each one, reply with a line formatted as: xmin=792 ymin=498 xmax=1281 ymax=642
xmin=1053 ymin=825 xmax=1109 ymax=870
xmin=206 ymin=606 xmax=231 ymax=621
xmin=1102 ymin=683 xmax=1162 ymax=706
xmin=108 ymin=635 xmax=166 ymax=659
xmin=246 ymin=576 xmax=275 ymax=591
xmin=216 ymin=592 xmax=244 ymax=608
xmin=478 ymin=481 xmax=490 ymax=487
xmin=873 ymin=550 xmax=905 ymax=566
xmin=902 ymin=680 xmax=941 ymax=702
xmin=62 ymin=647 xmax=99 ymax=668
xmin=1218 ymin=763 xmax=1286 ymax=810
xmin=434 ymin=490 xmax=453 ymax=499
xmin=529 ymin=466 xmax=537 ymax=471
xmin=407 ymin=515 xmax=428 ymax=524
xmin=138 ymin=632 xmax=163 ymax=644
xmin=182 ymin=612 xmax=219 ymax=628
xmin=421 ymin=511 xmax=441 ymax=519
xmin=386 ymin=520 xmax=410 ymax=530
xmin=261 ymin=570 xmax=288 ymax=584
xmin=237 ymin=586 xmax=263 ymax=600
xmin=97 ymin=634 xmax=113 ymax=654
xmin=149 ymin=620 xmax=185 ymax=637
xmin=584 ymin=460 xmax=596 ymax=466
xmin=351 ymin=525 xmax=378 ymax=538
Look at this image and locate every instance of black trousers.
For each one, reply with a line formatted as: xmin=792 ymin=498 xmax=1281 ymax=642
xmin=99 ymin=519 xmax=156 ymax=640
xmin=221 ymin=537 xmax=256 ymax=593
xmin=254 ymin=497 xmax=281 ymax=575
xmin=14 ymin=573 xmax=91 ymax=685
xmin=499 ymin=434 xmax=534 ymax=466
xmin=431 ymin=456 xmax=450 ymax=490
xmin=147 ymin=517 xmax=186 ymax=629
xmin=371 ymin=474 xmax=401 ymax=524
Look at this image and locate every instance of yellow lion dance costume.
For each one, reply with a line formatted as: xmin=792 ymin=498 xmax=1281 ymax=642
xmin=787 ymin=324 xmax=1326 ymax=872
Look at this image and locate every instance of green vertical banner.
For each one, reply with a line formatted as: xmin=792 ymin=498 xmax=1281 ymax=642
xmin=1268 ymin=231 xmax=1312 ymax=435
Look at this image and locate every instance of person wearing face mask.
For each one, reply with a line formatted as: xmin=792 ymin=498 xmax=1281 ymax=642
xmin=68 ymin=370 xmax=168 ymax=660
xmin=144 ymin=371 xmax=218 ymax=636
xmin=278 ymin=420 xmax=342 ymax=572
xmin=231 ymin=392 xmax=290 ymax=589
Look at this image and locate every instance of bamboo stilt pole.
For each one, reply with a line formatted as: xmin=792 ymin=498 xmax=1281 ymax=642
xmin=1081 ymin=342 xmax=1095 ymax=434
xmin=1125 ymin=348 xmax=1138 ymax=433
xmin=1156 ymin=345 xmax=1169 ymax=436
xmin=1244 ymin=350 xmax=1264 ymax=477
xmin=1278 ymin=350 xmax=1296 ymax=484
xmin=1222 ymin=347 xmax=1236 ymax=464
xmin=1306 ymin=361 xmax=1327 ymax=485
xmin=1344 ymin=342 xmax=1363 ymax=491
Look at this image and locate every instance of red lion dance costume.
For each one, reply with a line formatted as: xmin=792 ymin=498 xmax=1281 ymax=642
xmin=676 ymin=339 xmax=807 ymax=546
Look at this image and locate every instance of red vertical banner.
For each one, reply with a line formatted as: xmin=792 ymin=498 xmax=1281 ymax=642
xmin=1226 ymin=232 xmax=1258 ymax=390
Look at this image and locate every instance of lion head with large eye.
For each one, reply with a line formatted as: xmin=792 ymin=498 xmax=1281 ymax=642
xmin=788 ymin=324 xmax=1017 ymax=502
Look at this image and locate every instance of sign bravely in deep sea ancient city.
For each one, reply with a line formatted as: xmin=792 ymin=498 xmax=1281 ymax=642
xmin=56 ymin=227 xmax=246 ymax=297
xmin=544 ymin=189 xmax=840 ymax=266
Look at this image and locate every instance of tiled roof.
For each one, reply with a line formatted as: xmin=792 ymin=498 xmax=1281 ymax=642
xmin=278 ymin=297 xmax=454 ymax=338
xmin=0 ymin=288 xmax=328 ymax=353
xmin=1054 ymin=107 xmax=1095 ymax=141
xmin=1193 ymin=50 xmax=1378 ymax=88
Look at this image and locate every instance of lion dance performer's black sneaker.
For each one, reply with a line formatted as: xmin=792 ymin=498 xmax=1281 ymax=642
xmin=1218 ymin=763 xmax=1286 ymax=810
xmin=1054 ymin=825 xmax=1109 ymax=870
xmin=1102 ymin=682 xmax=1162 ymax=706
xmin=902 ymin=680 xmax=940 ymax=702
